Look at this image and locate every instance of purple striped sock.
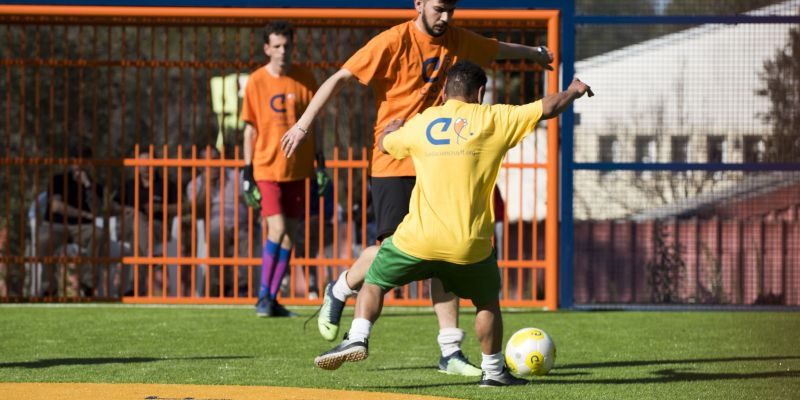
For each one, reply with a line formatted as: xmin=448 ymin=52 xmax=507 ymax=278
xmin=258 ymin=240 xmax=280 ymax=299
xmin=269 ymin=247 xmax=291 ymax=299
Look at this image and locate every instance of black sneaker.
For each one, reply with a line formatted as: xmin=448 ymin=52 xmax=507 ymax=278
xmin=479 ymin=367 xmax=530 ymax=387
xmin=272 ymin=300 xmax=298 ymax=317
xmin=255 ymin=297 xmax=273 ymax=318
xmin=314 ymin=333 xmax=368 ymax=370
xmin=438 ymin=350 xmax=483 ymax=376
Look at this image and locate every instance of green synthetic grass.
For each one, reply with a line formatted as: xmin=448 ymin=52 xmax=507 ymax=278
xmin=1 ymin=305 xmax=798 ymax=400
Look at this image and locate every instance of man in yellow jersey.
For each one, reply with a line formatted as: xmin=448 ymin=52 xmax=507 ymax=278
xmin=313 ymin=61 xmax=592 ymax=387
xmin=280 ymin=0 xmax=554 ymax=376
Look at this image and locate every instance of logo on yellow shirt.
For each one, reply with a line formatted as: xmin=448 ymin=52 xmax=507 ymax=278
xmin=426 ymin=117 xmax=472 ymax=146
xmin=454 ymin=117 xmax=469 ymax=144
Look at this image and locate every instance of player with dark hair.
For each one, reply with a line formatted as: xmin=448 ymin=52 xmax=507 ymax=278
xmin=280 ymin=0 xmax=554 ymax=376
xmin=241 ymin=20 xmax=323 ymax=317
xmin=313 ymin=60 xmax=592 ymax=387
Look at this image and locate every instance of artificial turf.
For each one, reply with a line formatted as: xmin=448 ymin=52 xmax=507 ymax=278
xmin=0 ymin=304 xmax=798 ymax=400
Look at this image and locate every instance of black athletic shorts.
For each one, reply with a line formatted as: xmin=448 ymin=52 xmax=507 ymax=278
xmin=371 ymin=176 xmax=416 ymax=241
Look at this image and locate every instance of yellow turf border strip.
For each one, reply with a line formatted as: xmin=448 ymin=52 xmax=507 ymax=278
xmin=0 ymin=382 xmax=461 ymax=400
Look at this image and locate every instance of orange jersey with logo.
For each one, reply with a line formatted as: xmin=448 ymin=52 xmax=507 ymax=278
xmin=241 ymin=65 xmax=318 ymax=182
xmin=342 ymin=20 xmax=499 ymax=177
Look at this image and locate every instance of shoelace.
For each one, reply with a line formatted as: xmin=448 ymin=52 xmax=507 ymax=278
xmin=302 ymin=304 xmax=323 ymax=333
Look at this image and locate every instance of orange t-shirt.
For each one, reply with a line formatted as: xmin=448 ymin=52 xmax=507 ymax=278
xmin=240 ymin=65 xmax=318 ymax=182
xmin=343 ymin=20 xmax=499 ymax=177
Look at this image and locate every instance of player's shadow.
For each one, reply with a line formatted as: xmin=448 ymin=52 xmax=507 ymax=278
xmin=365 ymin=356 xmax=800 ymax=389
xmin=0 ymin=356 xmax=252 ymax=369
xmin=537 ymin=368 xmax=800 ymax=385
xmin=363 ymin=381 xmax=477 ymax=390
xmin=558 ymin=355 xmax=800 ymax=370
xmin=367 ymin=365 xmax=439 ymax=372
xmin=536 ymin=355 xmax=800 ymax=385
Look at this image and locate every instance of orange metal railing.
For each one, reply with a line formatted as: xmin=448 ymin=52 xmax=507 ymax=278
xmin=0 ymin=6 xmax=559 ymax=309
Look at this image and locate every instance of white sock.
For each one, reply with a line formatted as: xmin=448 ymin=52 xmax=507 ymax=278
xmin=437 ymin=328 xmax=465 ymax=357
xmin=481 ymin=352 xmax=505 ymax=377
xmin=332 ymin=271 xmax=358 ymax=301
xmin=347 ymin=318 xmax=372 ymax=343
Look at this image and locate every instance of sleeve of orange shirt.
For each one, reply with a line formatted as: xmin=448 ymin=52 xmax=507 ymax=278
xmin=456 ymin=27 xmax=500 ymax=67
xmin=382 ymin=124 xmax=412 ymax=160
xmin=342 ymin=31 xmax=396 ymax=86
xmin=495 ymin=100 xmax=543 ymax=148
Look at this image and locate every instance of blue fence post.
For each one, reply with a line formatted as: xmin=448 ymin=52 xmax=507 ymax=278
xmin=558 ymin=0 xmax=576 ymax=309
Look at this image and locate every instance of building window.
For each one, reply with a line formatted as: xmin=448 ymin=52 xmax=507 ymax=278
xmin=598 ymin=135 xmax=619 ymax=163
xmin=671 ymin=136 xmax=690 ymax=163
xmin=707 ymin=135 xmax=727 ymax=164
xmin=598 ymin=135 xmax=618 ymax=177
xmin=743 ymin=136 xmax=766 ymax=163
xmin=635 ymin=136 xmax=656 ymax=179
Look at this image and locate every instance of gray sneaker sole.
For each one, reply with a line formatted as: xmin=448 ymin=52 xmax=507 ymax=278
xmin=314 ymin=346 xmax=368 ymax=370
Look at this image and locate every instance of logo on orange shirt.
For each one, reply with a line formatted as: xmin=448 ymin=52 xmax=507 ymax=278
xmin=418 ymin=55 xmax=453 ymax=101
xmin=270 ymin=94 xmax=287 ymax=113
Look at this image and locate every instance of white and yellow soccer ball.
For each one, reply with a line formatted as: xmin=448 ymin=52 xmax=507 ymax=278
xmin=504 ymin=327 xmax=556 ymax=376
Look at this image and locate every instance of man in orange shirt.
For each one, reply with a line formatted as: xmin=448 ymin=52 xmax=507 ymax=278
xmin=241 ymin=21 xmax=319 ymax=318
xmin=281 ymin=0 xmax=553 ymax=375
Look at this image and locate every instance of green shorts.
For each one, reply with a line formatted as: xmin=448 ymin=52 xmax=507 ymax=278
xmin=364 ymin=236 xmax=501 ymax=306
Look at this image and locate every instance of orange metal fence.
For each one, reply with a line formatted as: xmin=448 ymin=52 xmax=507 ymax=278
xmin=0 ymin=6 xmax=559 ymax=309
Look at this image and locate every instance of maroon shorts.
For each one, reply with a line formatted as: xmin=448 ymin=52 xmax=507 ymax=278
xmin=257 ymin=180 xmax=306 ymax=219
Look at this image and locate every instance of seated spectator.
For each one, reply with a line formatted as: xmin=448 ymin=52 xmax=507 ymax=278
xmin=120 ymin=151 xmax=180 ymax=296
xmin=186 ymin=147 xmax=254 ymax=297
xmin=36 ymin=146 xmax=129 ymax=297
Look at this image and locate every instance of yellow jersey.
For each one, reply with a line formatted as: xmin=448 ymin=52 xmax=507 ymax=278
xmin=383 ymin=99 xmax=543 ymax=264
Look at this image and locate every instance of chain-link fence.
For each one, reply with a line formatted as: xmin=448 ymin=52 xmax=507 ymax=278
xmin=569 ymin=0 xmax=800 ymax=306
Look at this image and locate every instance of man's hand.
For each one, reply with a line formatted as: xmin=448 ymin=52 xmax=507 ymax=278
xmin=379 ymin=118 xmax=404 ymax=154
xmin=568 ymin=78 xmax=594 ymax=98
xmin=242 ymin=165 xmax=261 ymax=210
xmin=384 ymin=118 xmax=404 ymax=135
xmin=280 ymin=125 xmax=309 ymax=158
xmin=534 ymin=45 xmax=554 ymax=71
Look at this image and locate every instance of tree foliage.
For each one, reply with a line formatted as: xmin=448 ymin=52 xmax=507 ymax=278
xmin=757 ymin=26 xmax=800 ymax=163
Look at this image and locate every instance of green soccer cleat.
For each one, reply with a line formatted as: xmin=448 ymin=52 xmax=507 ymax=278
xmin=318 ymin=282 xmax=346 ymax=341
xmin=438 ymin=350 xmax=483 ymax=377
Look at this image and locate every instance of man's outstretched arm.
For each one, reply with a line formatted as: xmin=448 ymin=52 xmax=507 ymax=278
xmin=496 ymin=42 xmax=554 ymax=71
xmin=540 ymin=78 xmax=593 ymax=120
xmin=281 ymin=68 xmax=355 ymax=158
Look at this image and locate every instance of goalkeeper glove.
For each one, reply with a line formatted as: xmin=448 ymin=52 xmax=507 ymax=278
xmin=316 ymin=168 xmax=331 ymax=197
xmin=315 ymin=151 xmax=330 ymax=197
xmin=242 ymin=164 xmax=261 ymax=209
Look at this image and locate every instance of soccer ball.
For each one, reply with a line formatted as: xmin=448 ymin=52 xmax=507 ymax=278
xmin=504 ymin=327 xmax=556 ymax=376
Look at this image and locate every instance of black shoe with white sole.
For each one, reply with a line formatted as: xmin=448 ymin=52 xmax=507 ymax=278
xmin=314 ymin=333 xmax=368 ymax=370
xmin=479 ymin=367 xmax=530 ymax=387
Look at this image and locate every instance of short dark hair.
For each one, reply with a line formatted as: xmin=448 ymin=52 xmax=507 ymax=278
xmin=263 ymin=20 xmax=294 ymax=44
xmin=444 ymin=61 xmax=487 ymax=98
